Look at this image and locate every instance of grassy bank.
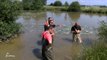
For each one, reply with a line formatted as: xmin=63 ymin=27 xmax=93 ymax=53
xmin=81 ymin=6 xmax=107 ymax=14
xmin=79 ymin=41 xmax=107 ymax=60
xmin=78 ymin=21 xmax=107 ymax=60
xmin=45 ymin=6 xmax=107 ymax=14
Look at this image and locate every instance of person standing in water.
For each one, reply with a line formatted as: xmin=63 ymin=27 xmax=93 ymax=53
xmin=42 ymin=27 xmax=54 ymax=60
xmin=44 ymin=17 xmax=50 ymax=31
xmin=44 ymin=17 xmax=56 ymax=43
xmin=71 ymin=22 xmax=82 ymax=43
xmin=44 ymin=17 xmax=55 ymax=31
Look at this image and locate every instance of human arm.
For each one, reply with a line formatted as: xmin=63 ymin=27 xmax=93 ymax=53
xmin=71 ymin=27 xmax=75 ymax=33
xmin=75 ymin=26 xmax=81 ymax=33
xmin=46 ymin=34 xmax=52 ymax=44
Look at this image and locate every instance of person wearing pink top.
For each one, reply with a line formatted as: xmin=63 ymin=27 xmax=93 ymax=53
xmin=42 ymin=27 xmax=54 ymax=60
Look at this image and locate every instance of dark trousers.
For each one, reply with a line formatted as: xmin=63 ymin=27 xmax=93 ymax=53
xmin=42 ymin=45 xmax=53 ymax=60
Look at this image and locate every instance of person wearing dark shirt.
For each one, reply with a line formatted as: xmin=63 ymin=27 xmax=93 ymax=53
xmin=71 ymin=22 xmax=82 ymax=43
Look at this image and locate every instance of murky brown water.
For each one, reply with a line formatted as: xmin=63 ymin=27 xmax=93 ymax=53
xmin=0 ymin=11 xmax=107 ymax=60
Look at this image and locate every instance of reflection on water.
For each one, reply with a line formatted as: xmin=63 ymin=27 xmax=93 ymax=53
xmin=68 ymin=12 xmax=81 ymax=21
xmin=0 ymin=11 xmax=107 ymax=60
xmin=70 ymin=43 xmax=83 ymax=60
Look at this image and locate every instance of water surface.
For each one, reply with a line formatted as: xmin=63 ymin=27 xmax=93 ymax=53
xmin=0 ymin=11 xmax=107 ymax=60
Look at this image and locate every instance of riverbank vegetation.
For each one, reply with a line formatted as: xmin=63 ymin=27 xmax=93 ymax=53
xmin=78 ymin=21 xmax=107 ymax=60
xmin=68 ymin=1 xmax=81 ymax=12
xmin=0 ymin=0 xmax=46 ymax=42
xmin=22 ymin=0 xmax=46 ymax=10
xmin=0 ymin=0 xmax=22 ymax=41
xmin=81 ymin=6 xmax=107 ymax=14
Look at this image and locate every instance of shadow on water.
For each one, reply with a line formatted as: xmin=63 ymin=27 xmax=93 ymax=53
xmin=32 ymin=48 xmax=42 ymax=60
xmin=83 ymin=38 xmax=93 ymax=47
xmin=37 ymin=40 xmax=42 ymax=46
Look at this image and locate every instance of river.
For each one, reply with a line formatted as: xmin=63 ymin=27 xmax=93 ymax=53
xmin=0 ymin=11 xmax=107 ymax=60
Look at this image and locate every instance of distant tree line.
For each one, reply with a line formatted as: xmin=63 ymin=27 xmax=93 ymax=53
xmin=49 ymin=1 xmax=69 ymax=6
xmin=49 ymin=1 xmax=81 ymax=12
xmin=49 ymin=0 xmax=107 ymax=13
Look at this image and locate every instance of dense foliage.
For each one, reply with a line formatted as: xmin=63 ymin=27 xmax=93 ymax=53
xmin=64 ymin=1 xmax=69 ymax=6
xmin=0 ymin=0 xmax=22 ymax=40
xmin=79 ymin=22 xmax=107 ymax=60
xmin=0 ymin=21 xmax=21 ymax=39
xmin=68 ymin=1 xmax=81 ymax=12
xmin=80 ymin=42 xmax=107 ymax=60
xmin=98 ymin=21 xmax=107 ymax=41
xmin=49 ymin=3 xmax=54 ymax=6
xmin=0 ymin=0 xmax=22 ymax=22
xmin=22 ymin=0 xmax=45 ymax=10
xmin=42 ymin=0 xmax=47 ymax=5
xmin=53 ymin=1 xmax=62 ymax=6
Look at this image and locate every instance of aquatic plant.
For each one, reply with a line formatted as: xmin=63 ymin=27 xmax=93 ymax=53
xmin=98 ymin=21 xmax=107 ymax=41
xmin=79 ymin=42 xmax=107 ymax=60
xmin=78 ymin=21 xmax=107 ymax=60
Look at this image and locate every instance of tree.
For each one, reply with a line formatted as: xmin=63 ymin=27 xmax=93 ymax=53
xmin=22 ymin=0 xmax=44 ymax=10
xmin=50 ymin=3 xmax=54 ymax=6
xmin=64 ymin=1 xmax=69 ymax=6
xmin=68 ymin=1 xmax=81 ymax=12
xmin=42 ymin=0 xmax=47 ymax=5
xmin=0 ymin=0 xmax=22 ymax=39
xmin=53 ymin=1 xmax=62 ymax=6
xmin=22 ymin=0 xmax=32 ymax=10
xmin=31 ymin=0 xmax=44 ymax=10
xmin=0 ymin=0 xmax=22 ymax=23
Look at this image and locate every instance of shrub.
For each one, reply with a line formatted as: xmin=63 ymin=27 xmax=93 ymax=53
xmin=79 ymin=42 xmax=107 ymax=60
xmin=0 ymin=0 xmax=21 ymax=23
xmin=98 ymin=21 xmax=107 ymax=41
xmin=68 ymin=1 xmax=81 ymax=12
xmin=0 ymin=0 xmax=22 ymax=40
xmin=53 ymin=1 xmax=62 ymax=6
xmin=22 ymin=0 xmax=44 ymax=10
xmin=0 ymin=21 xmax=21 ymax=39
xmin=64 ymin=1 xmax=69 ymax=6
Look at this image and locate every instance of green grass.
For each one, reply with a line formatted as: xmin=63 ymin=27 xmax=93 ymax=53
xmin=78 ymin=22 xmax=107 ymax=60
xmin=79 ymin=41 xmax=107 ymax=60
xmin=81 ymin=6 xmax=107 ymax=14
